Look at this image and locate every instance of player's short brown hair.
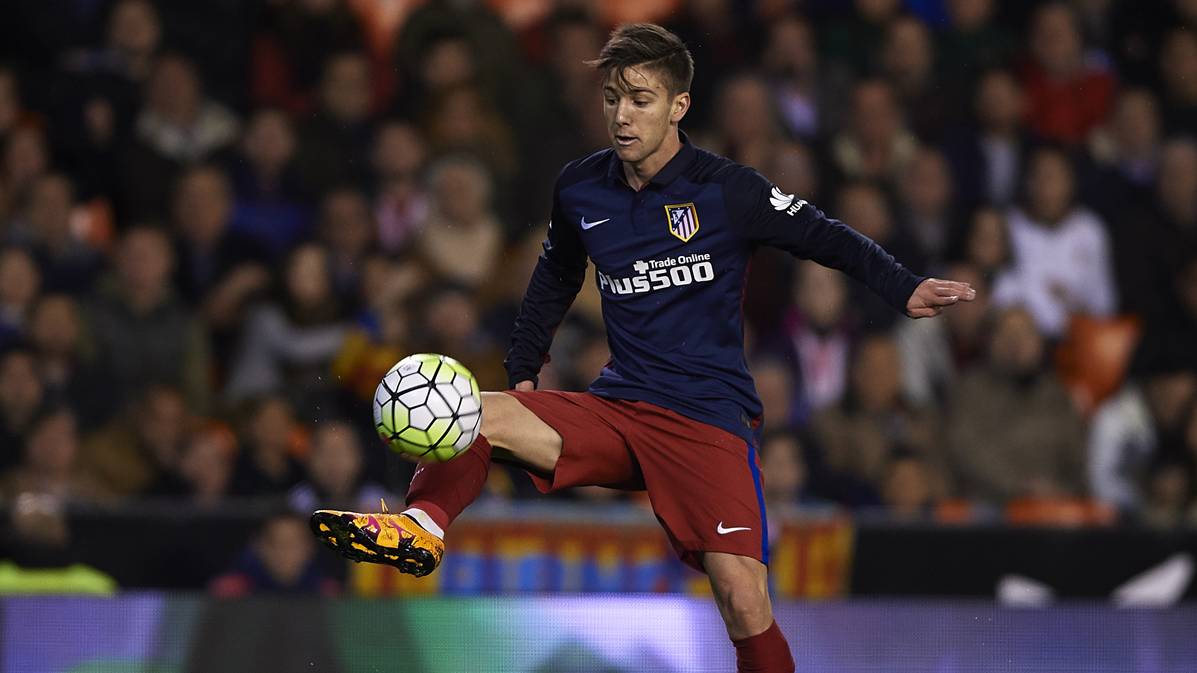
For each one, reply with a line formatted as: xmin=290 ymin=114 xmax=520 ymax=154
xmin=588 ymin=23 xmax=694 ymax=95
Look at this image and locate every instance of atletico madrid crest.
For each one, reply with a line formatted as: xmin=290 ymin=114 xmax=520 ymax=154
xmin=664 ymin=202 xmax=700 ymax=243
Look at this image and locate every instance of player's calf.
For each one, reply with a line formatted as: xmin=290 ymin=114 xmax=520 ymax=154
xmin=705 ymin=552 xmax=795 ymax=672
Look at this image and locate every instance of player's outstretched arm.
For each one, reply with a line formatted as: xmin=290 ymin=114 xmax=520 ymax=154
xmin=504 ymin=178 xmax=588 ymax=389
xmin=905 ymin=278 xmax=977 ymax=318
xmin=727 ymin=167 xmax=974 ymax=318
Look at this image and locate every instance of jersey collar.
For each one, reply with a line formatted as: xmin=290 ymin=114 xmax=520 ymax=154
xmin=606 ymin=130 xmax=696 ymax=190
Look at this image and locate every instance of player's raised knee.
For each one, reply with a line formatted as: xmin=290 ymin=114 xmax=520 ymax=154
xmin=478 ymin=392 xmax=563 ymax=473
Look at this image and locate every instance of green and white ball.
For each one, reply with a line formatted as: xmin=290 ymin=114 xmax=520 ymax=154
xmin=373 ymin=353 xmax=482 ymax=462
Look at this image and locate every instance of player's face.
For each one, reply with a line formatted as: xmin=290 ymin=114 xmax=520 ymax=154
xmin=602 ymin=66 xmax=689 ymax=164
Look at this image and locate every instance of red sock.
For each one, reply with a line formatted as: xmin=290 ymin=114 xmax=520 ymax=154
xmin=404 ymin=435 xmax=493 ymax=534
xmin=732 ymin=621 xmax=794 ymax=673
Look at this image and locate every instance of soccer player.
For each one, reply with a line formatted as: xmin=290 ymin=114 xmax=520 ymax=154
xmin=312 ymin=24 xmax=975 ymax=672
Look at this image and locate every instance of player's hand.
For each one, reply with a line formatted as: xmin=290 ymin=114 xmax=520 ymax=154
xmin=906 ymin=278 xmax=977 ymax=318
xmin=513 ymin=380 xmax=535 ymax=392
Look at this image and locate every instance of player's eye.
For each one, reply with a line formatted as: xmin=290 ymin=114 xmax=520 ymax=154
xmin=634 ymin=100 xmax=650 ymax=107
xmin=604 ymin=98 xmax=617 ymax=106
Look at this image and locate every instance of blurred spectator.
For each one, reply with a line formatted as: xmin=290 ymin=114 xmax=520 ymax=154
xmin=0 ymin=67 xmax=28 ymax=143
xmin=896 ymin=148 xmax=957 ymax=272
xmin=708 ymin=74 xmax=781 ymax=171
xmin=85 ymin=226 xmax=211 ymax=413
xmin=150 ymin=422 xmax=236 ymax=506
xmin=1089 ymin=365 xmax=1196 ymax=511
xmin=229 ymin=395 xmax=304 ymax=499
xmin=955 ymin=205 xmax=1012 ymax=282
xmin=812 ymin=334 xmax=944 ymax=503
xmin=767 ymin=140 xmax=821 ymax=205
xmin=831 ymin=80 xmax=918 ymax=185
xmin=880 ymin=453 xmax=938 ymax=520
xmin=896 ymin=263 xmax=991 ymax=407
xmin=835 ymin=180 xmax=921 ymax=329
xmin=993 ymin=147 xmax=1116 ymax=337
xmin=1126 ymin=140 xmax=1197 ymax=321
xmin=28 ymin=294 xmax=109 ymax=426
xmin=118 ymin=53 xmax=239 ymax=221
xmin=415 ymin=156 xmax=502 ymax=290
xmin=937 ymin=0 xmax=1015 ymax=93
xmin=880 ymin=15 xmax=950 ymax=140
xmin=946 ymin=306 xmax=1085 ymax=503
xmin=1158 ymin=28 xmax=1197 ymax=137
xmin=0 ymin=247 xmax=39 ymax=348
xmin=0 ymin=407 xmax=103 ymax=504
xmin=759 ymin=429 xmax=814 ymax=507
xmin=172 ymin=166 xmax=271 ymax=337
xmin=371 ymin=121 xmax=429 ymax=255
xmin=753 ymin=358 xmax=802 ymax=431
xmin=943 ymin=69 xmax=1032 ymax=209
xmin=666 ymin=0 xmax=758 ymax=128
xmin=225 ymin=243 xmax=348 ymax=410
xmin=12 ymin=173 xmax=102 ymax=294
xmin=759 ymin=429 xmax=823 ymax=539
xmin=210 ymin=511 xmax=339 ymax=597
xmin=332 ymin=255 xmax=426 ymax=401
xmin=57 ymin=0 xmax=162 ymax=154
xmin=410 ymin=282 xmax=506 ymax=392
xmin=1021 ymin=2 xmax=1116 ymax=145
xmin=824 ymin=0 xmax=903 ymax=76
xmin=317 ymin=187 xmax=375 ymax=301
xmin=774 ymin=261 xmax=854 ymax=415
xmin=421 ymin=84 xmax=519 ymax=206
xmin=289 ymin=420 xmax=387 ymax=513
xmin=2 ymin=126 xmax=51 ymax=214
xmin=1087 ymin=88 xmax=1162 ymax=213
xmin=761 ymin=14 xmax=825 ymax=140
xmin=1131 ymin=255 xmax=1197 ymax=400
xmin=517 ymin=8 xmax=609 ymax=229
xmin=229 ymin=108 xmax=311 ymax=257
xmin=136 ymin=53 xmax=240 ymax=161
xmin=294 ymin=51 xmax=377 ymax=192
xmin=80 ymin=384 xmax=190 ymax=498
xmin=0 ymin=348 xmax=44 ymax=470
xmin=1139 ymin=457 xmax=1194 ymax=529
xmin=250 ymin=0 xmax=367 ymax=115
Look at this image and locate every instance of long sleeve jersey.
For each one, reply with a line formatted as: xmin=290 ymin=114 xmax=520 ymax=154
xmin=505 ymin=134 xmax=923 ymax=443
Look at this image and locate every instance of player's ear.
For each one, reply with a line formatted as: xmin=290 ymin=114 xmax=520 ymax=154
xmin=671 ymin=91 xmax=691 ymax=124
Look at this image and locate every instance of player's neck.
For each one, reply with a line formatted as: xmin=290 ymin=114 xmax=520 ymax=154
xmin=622 ymin=129 xmax=681 ymax=191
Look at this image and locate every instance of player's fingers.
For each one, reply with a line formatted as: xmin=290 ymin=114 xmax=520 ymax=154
xmin=932 ymin=280 xmax=977 ymax=301
xmin=909 ymin=306 xmax=941 ymax=318
xmin=926 ymin=292 xmax=960 ymax=306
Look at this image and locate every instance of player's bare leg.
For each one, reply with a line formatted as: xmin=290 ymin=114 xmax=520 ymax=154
xmin=478 ymin=391 xmax=562 ymax=473
xmin=705 ymin=552 xmax=795 ymax=672
xmin=311 ymin=392 xmax=562 ymax=575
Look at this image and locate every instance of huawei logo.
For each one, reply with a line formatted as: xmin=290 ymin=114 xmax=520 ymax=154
xmin=769 ymin=186 xmax=807 ymax=216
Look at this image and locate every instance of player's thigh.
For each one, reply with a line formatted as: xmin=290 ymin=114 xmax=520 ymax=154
xmin=626 ymin=403 xmax=768 ymax=569
xmin=494 ymin=391 xmax=643 ymax=492
xmin=480 ymin=391 xmax=563 ymax=472
xmin=704 ymin=551 xmax=773 ymax=639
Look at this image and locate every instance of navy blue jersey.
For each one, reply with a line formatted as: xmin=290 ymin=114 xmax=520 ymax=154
xmin=505 ymin=134 xmax=923 ymax=443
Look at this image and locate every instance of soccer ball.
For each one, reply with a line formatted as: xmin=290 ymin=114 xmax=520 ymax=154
xmin=373 ymin=353 xmax=482 ymax=462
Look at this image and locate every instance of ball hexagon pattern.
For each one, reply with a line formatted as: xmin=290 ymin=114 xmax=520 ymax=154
xmin=373 ymin=353 xmax=482 ymax=461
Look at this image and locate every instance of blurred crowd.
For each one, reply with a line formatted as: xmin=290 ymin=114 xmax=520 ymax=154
xmin=1 ymin=0 xmax=1197 ymax=575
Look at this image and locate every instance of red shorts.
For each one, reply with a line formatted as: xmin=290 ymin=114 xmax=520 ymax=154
xmin=505 ymin=390 xmax=768 ymax=572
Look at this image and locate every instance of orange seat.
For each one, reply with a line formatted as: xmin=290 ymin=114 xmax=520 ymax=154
xmin=1055 ymin=315 xmax=1141 ymax=416
xmin=1005 ymin=498 xmax=1116 ymax=526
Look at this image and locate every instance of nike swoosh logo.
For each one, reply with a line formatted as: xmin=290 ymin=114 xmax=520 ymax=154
xmin=716 ymin=522 xmax=752 ymax=535
xmin=580 ymin=217 xmax=610 ymax=230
